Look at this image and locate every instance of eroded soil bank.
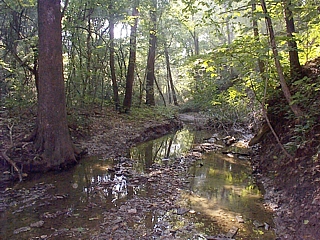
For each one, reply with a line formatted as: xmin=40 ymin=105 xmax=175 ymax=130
xmin=252 ymin=124 xmax=320 ymax=239
xmin=251 ymin=58 xmax=320 ymax=240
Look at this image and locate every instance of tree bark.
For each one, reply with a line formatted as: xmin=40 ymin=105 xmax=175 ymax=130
xmin=145 ymin=0 xmax=157 ymax=106
xmin=123 ymin=3 xmax=139 ymax=112
xmin=261 ymin=0 xmax=303 ymax=118
xmin=35 ymin=0 xmax=77 ymax=171
xmin=252 ymin=2 xmax=265 ymax=76
xmin=164 ymin=44 xmax=178 ymax=106
xmin=154 ymin=76 xmax=166 ymax=106
xmin=109 ymin=2 xmax=120 ymax=110
xmin=282 ymin=0 xmax=302 ymax=80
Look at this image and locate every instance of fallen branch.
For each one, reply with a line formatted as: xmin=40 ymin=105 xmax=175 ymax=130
xmin=260 ymin=54 xmax=294 ymax=160
xmin=2 ymin=149 xmax=23 ymax=182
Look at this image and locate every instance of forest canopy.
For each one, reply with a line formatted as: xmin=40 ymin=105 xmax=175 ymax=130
xmin=0 ymin=0 xmax=319 ymax=120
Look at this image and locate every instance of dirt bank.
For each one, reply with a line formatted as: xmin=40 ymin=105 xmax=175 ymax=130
xmin=252 ymin=124 xmax=320 ymax=239
xmin=251 ymin=57 xmax=320 ymax=239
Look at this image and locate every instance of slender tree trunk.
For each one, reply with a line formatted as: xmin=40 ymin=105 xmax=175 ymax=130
xmin=145 ymin=1 xmax=157 ymax=106
xmin=154 ymin=76 xmax=166 ymax=106
xmin=194 ymin=30 xmax=199 ymax=55
xmin=252 ymin=2 xmax=265 ymax=76
xmin=282 ymin=0 xmax=302 ymax=80
xmin=86 ymin=10 xmax=92 ymax=97
xmin=123 ymin=2 xmax=139 ymax=112
xmin=225 ymin=14 xmax=236 ymax=78
xmin=164 ymin=44 xmax=178 ymax=106
xmin=108 ymin=5 xmax=120 ymax=110
xmin=167 ymin=80 xmax=172 ymax=104
xmin=261 ymin=0 xmax=303 ymax=118
xmin=191 ymin=15 xmax=199 ymax=55
xmin=35 ymin=0 xmax=77 ymax=171
xmin=137 ymin=71 xmax=144 ymax=106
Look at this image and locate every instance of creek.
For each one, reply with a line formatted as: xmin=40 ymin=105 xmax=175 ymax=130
xmin=0 ymin=127 xmax=275 ymax=239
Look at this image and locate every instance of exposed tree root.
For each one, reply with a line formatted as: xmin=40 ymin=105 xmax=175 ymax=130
xmin=2 ymin=149 xmax=23 ymax=182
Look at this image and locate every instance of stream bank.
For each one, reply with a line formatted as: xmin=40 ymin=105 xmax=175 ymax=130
xmin=251 ymin=125 xmax=320 ymax=239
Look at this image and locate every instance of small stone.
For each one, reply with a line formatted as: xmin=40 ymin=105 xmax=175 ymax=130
xmin=226 ymin=226 xmax=238 ymax=238
xmin=177 ymin=207 xmax=189 ymax=215
xmin=128 ymin=208 xmax=137 ymax=214
xmin=112 ymin=225 xmax=119 ymax=231
xmin=30 ymin=220 xmax=45 ymax=228
xmin=13 ymin=226 xmax=31 ymax=234
xmin=236 ymin=215 xmax=244 ymax=223
xmin=253 ymin=220 xmax=264 ymax=228
xmin=264 ymin=222 xmax=270 ymax=230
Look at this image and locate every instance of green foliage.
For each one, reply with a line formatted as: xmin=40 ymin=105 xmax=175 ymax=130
xmin=182 ymin=32 xmax=274 ymax=124
xmin=1 ymin=0 xmax=320 ymax=136
xmin=284 ymin=118 xmax=315 ymax=153
xmin=4 ymin=78 xmax=37 ymax=110
xmin=291 ymin=76 xmax=320 ymax=112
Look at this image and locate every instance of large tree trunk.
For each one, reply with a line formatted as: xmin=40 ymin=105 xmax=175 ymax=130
xmin=261 ymin=0 xmax=303 ymax=118
xmin=123 ymin=3 xmax=139 ymax=112
xmin=145 ymin=0 xmax=157 ymax=106
xmin=109 ymin=2 xmax=120 ymax=110
xmin=34 ymin=0 xmax=77 ymax=171
xmin=282 ymin=0 xmax=302 ymax=80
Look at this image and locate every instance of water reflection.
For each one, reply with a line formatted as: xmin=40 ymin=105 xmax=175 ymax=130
xmin=183 ymin=152 xmax=275 ymax=239
xmin=131 ymin=129 xmax=275 ymax=239
xmin=0 ymin=128 xmax=275 ymax=239
xmin=0 ymin=157 xmax=135 ymax=239
xmin=129 ymin=128 xmax=212 ymax=173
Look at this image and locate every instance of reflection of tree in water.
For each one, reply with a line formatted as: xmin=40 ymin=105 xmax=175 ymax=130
xmin=145 ymin=141 xmax=154 ymax=170
xmin=111 ymin=175 xmax=127 ymax=201
xmin=188 ymin=151 xmax=271 ymax=225
xmin=130 ymin=129 xmax=209 ymax=172
xmin=71 ymin=158 xmax=131 ymax=204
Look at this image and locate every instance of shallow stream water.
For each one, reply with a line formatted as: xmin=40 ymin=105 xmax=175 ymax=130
xmin=0 ymin=128 xmax=275 ymax=239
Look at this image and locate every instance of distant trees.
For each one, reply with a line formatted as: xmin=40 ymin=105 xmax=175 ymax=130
xmin=1 ymin=0 xmax=320 ymax=123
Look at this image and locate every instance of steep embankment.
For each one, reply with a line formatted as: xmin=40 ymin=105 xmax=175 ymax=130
xmin=253 ymin=57 xmax=320 ymax=239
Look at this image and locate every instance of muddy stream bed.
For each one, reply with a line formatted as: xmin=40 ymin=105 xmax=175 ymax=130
xmin=0 ymin=127 xmax=275 ymax=239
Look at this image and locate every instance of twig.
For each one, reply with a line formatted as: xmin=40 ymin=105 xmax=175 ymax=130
xmin=2 ymin=149 xmax=23 ymax=182
xmin=7 ymin=122 xmax=14 ymax=146
xmin=261 ymin=64 xmax=294 ymax=160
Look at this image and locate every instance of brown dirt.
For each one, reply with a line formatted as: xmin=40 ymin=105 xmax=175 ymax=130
xmin=252 ymin=57 xmax=320 ymax=239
